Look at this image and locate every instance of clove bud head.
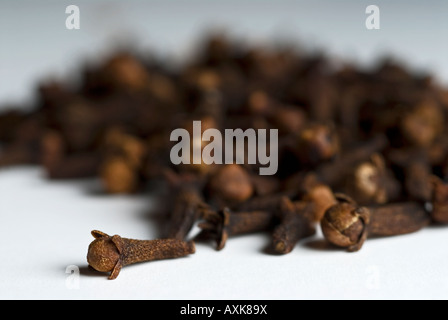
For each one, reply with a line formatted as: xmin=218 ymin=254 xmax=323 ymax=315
xmin=321 ymin=196 xmax=370 ymax=252
xmin=87 ymin=231 xmax=120 ymax=273
xmin=208 ymin=164 xmax=254 ymax=204
xmin=296 ymin=124 xmax=339 ymax=165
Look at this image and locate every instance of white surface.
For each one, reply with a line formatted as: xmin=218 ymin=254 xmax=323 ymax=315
xmin=1 ymin=0 xmax=448 ymax=300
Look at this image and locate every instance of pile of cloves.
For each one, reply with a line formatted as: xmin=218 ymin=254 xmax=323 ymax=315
xmin=2 ymin=34 xmax=448 ymax=279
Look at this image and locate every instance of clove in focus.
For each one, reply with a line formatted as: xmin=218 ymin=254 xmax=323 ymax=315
xmin=87 ymin=230 xmax=195 ymax=279
xmin=321 ymin=194 xmax=430 ymax=252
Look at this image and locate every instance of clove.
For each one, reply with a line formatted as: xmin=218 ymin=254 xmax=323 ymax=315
xmin=321 ymin=194 xmax=430 ymax=252
xmin=340 ymin=153 xmax=401 ymax=205
xmin=87 ymin=230 xmax=195 ymax=280
xmin=271 ymin=197 xmax=316 ymax=254
xmin=313 ymin=134 xmax=388 ymax=187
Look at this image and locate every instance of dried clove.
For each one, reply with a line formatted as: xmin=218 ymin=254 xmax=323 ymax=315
xmin=313 ymin=134 xmax=388 ymax=187
xmin=320 ymin=195 xmax=370 ymax=252
xmin=41 ymin=130 xmax=101 ymax=179
xmin=321 ymin=195 xmax=430 ymax=252
xmin=387 ymin=148 xmax=432 ymax=202
xmin=100 ymin=157 xmax=139 ymax=193
xmin=404 ymin=158 xmax=432 ymax=202
xmin=0 ymin=114 xmax=43 ymax=167
xmin=294 ymin=123 xmax=340 ymax=166
xmin=271 ymin=197 xmax=316 ymax=254
xmin=166 ymin=186 xmax=211 ymax=240
xmin=400 ymin=100 xmax=444 ymax=148
xmin=341 ymin=153 xmax=401 ymax=205
xmin=99 ymin=129 xmax=147 ymax=193
xmin=87 ymin=230 xmax=195 ymax=280
xmin=206 ymin=164 xmax=254 ymax=208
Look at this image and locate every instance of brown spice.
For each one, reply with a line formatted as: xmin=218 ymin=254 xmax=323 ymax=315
xmin=87 ymin=230 xmax=195 ymax=280
xmin=207 ymin=164 xmax=254 ymax=207
xmin=99 ymin=129 xmax=147 ymax=193
xmin=314 ymin=134 xmax=388 ymax=186
xmin=271 ymin=197 xmax=316 ymax=254
xmin=387 ymin=149 xmax=432 ymax=202
xmin=321 ymin=195 xmax=430 ymax=252
xmin=166 ymin=185 xmax=210 ymax=240
xmin=367 ymin=202 xmax=430 ymax=236
xmin=400 ymin=100 xmax=443 ymax=147
xmin=321 ymin=195 xmax=370 ymax=252
xmin=102 ymin=128 xmax=146 ymax=169
xmin=341 ymin=153 xmax=400 ymax=205
xmin=100 ymin=157 xmax=138 ymax=194
xmin=295 ymin=123 xmax=339 ymax=166
xmin=404 ymin=158 xmax=432 ymax=202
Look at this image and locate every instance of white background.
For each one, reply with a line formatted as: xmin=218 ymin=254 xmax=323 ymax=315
xmin=1 ymin=0 xmax=448 ymax=299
